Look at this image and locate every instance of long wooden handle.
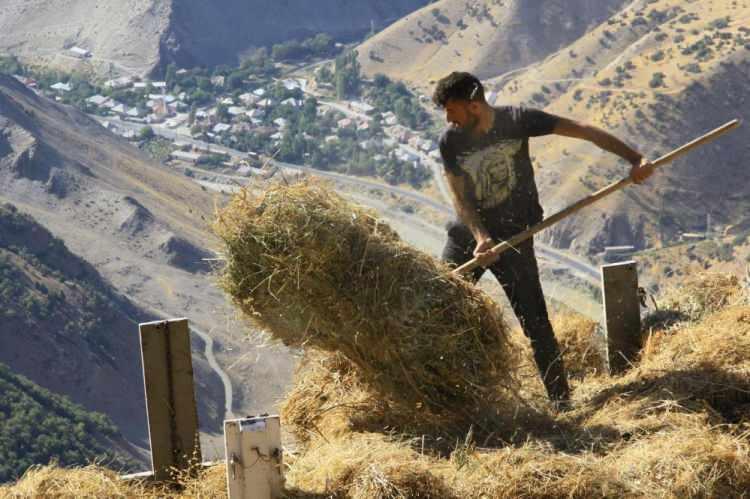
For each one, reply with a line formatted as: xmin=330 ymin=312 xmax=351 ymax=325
xmin=453 ymin=119 xmax=742 ymax=275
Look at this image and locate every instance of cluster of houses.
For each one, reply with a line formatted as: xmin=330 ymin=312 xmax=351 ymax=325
xmin=87 ymin=79 xmax=180 ymax=123
xmin=318 ymin=106 xmax=438 ymax=166
xmin=43 ymin=75 xmax=313 ymax=147
xmin=35 ymin=73 xmax=185 ymax=126
xmin=167 ymin=140 xmax=262 ymax=176
xmin=14 ymin=66 xmax=439 ymax=173
xmin=184 ymin=78 xmax=310 ymax=143
xmin=381 ymin=112 xmax=438 ymax=164
xmin=168 ymin=140 xmax=221 ymax=164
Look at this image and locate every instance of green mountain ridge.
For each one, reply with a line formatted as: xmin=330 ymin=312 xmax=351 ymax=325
xmin=0 ymin=202 xmax=153 ymax=451
xmin=0 ymin=361 xmax=137 ymax=483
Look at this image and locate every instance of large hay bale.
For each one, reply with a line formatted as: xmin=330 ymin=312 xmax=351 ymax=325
xmin=214 ymin=182 xmax=520 ymax=431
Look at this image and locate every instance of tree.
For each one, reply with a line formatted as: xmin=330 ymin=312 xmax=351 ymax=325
xmin=188 ymin=88 xmax=210 ymax=105
xmin=138 ymin=126 xmax=155 ymax=141
xmin=188 ymin=103 xmax=197 ymax=125
xmin=302 ymin=97 xmax=318 ymax=121
xmin=216 ymin=103 xmax=231 ymax=122
xmin=242 ymin=47 xmax=268 ymax=69
xmin=165 ymin=63 xmax=177 ymax=90
xmin=0 ymin=55 xmax=23 ymax=75
xmin=306 ymin=33 xmax=334 ymax=56
xmin=226 ymin=72 xmax=245 ymax=90
xmin=197 ymin=76 xmax=212 ymax=91
xmin=373 ymin=73 xmax=389 ymax=89
xmin=316 ymin=65 xmax=333 ymax=84
xmin=334 ymin=51 xmax=361 ymax=99
xmin=649 ymin=72 xmax=666 ymax=88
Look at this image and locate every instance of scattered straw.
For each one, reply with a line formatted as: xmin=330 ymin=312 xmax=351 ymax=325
xmin=7 ymin=234 xmax=750 ymax=498
xmin=655 ymin=272 xmax=745 ymax=323
xmin=553 ymin=314 xmax=606 ymax=379
xmin=0 ymin=463 xmax=227 ymax=498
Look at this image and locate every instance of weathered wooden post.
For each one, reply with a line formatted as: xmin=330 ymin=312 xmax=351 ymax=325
xmin=139 ymin=318 xmax=201 ymax=481
xmin=601 ymin=261 xmax=641 ymax=374
xmin=224 ymin=415 xmax=284 ymax=499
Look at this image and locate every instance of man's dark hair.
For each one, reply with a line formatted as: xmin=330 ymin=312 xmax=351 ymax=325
xmin=432 ymin=71 xmax=485 ymax=107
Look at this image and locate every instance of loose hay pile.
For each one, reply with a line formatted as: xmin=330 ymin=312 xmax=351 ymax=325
xmin=0 ymin=462 xmax=226 ymax=498
xmin=214 ymin=181 xmax=522 ymax=433
xmin=5 ymin=274 xmax=750 ymax=497
xmin=279 ymin=273 xmax=750 ymax=498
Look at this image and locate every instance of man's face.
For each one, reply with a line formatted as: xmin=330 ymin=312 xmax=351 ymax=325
xmin=444 ymin=99 xmax=480 ymax=131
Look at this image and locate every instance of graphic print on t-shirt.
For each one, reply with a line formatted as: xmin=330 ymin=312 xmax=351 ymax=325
xmin=457 ymin=138 xmax=524 ymax=209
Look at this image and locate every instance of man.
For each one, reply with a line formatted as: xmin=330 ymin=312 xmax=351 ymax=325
xmin=432 ymin=72 xmax=654 ymax=405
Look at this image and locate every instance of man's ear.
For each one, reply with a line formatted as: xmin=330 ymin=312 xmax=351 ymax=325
xmin=468 ymin=101 xmax=482 ymax=114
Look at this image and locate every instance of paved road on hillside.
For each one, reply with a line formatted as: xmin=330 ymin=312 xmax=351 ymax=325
xmin=101 ymin=116 xmax=600 ymax=286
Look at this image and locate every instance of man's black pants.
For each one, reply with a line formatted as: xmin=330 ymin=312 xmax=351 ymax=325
xmin=442 ymin=221 xmax=570 ymax=402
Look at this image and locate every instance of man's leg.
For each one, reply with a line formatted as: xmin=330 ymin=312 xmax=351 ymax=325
xmin=488 ymin=240 xmax=571 ymax=403
xmin=441 ymin=221 xmax=485 ymax=283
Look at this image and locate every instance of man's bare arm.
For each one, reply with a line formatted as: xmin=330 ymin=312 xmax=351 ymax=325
xmin=553 ymin=117 xmax=655 ymax=183
xmin=554 ymin=118 xmax=641 ymax=163
xmin=445 ymin=170 xmax=495 ymax=257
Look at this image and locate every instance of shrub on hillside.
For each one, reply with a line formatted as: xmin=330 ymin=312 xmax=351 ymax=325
xmin=649 ymin=72 xmax=666 ymax=88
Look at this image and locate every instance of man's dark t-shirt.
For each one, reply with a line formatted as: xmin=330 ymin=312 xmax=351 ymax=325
xmin=439 ymin=106 xmax=559 ymax=236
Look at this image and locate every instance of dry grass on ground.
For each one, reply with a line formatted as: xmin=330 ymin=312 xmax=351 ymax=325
xmin=3 ymin=186 xmax=750 ymax=498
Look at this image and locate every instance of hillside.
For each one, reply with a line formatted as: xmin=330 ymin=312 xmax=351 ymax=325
xmin=0 ymin=202 xmax=223 ymax=449
xmin=0 ymin=73 xmax=294 ymax=441
xmin=495 ymin=0 xmax=750 ymax=257
xmin=0 ymin=202 xmax=149 ymax=442
xmin=358 ymin=0 xmax=749 ymax=258
xmin=0 ymin=362 xmax=139 ymax=483
xmin=3 ymin=271 xmax=750 ymax=497
xmin=357 ymin=0 xmax=629 ymax=88
xmin=0 ymin=0 xmax=428 ymax=77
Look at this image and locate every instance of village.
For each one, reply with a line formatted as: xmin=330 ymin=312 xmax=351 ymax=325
xmin=10 ymin=50 xmax=440 ymax=189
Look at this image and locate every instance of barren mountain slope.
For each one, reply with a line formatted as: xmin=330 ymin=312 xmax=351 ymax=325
xmin=0 ymin=0 xmax=428 ymax=77
xmin=0 ymin=0 xmax=170 ymax=76
xmin=165 ymin=0 xmax=429 ymax=69
xmin=0 ymin=203 xmax=185 ymax=458
xmin=484 ymin=0 xmax=750 ymax=256
xmin=360 ymin=0 xmax=748 ymax=257
xmin=0 ymin=74 xmax=294 ymax=432
xmin=357 ymin=0 xmax=628 ymax=89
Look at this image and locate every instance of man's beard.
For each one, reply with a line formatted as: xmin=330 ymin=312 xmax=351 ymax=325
xmin=462 ymin=113 xmax=480 ymax=133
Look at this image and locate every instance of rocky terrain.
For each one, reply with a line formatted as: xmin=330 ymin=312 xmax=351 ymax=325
xmin=357 ymin=0 xmax=629 ymax=86
xmin=0 ymin=202 xmax=155 ymax=445
xmin=0 ymin=73 xmax=295 ymax=454
xmin=0 ymin=0 xmax=428 ymax=77
xmin=356 ymin=0 xmax=750 ymax=261
xmin=503 ymin=0 xmax=750 ymax=260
